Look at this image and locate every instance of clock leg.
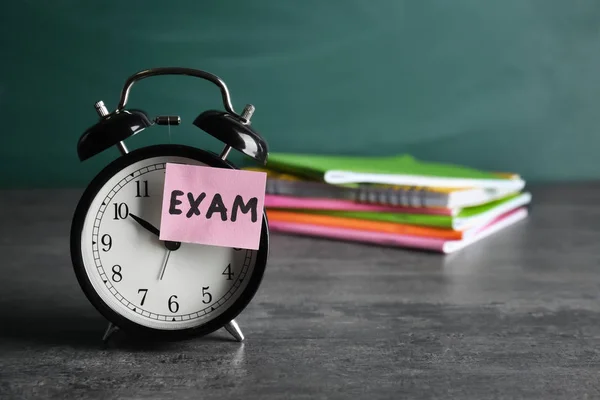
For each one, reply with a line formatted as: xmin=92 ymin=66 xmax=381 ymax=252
xmin=219 ymin=145 xmax=232 ymax=160
xmin=116 ymin=141 xmax=129 ymax=156
xmin=224 ymin=319 xmax=245 ymax=342
xmin=101 ymin=322 xmax=119 ymax=343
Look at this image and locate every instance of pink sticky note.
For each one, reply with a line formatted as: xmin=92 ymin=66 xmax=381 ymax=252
xmin=159 ymin=163 xmax=266 ymax=250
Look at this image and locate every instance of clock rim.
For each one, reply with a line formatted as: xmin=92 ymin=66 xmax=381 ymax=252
xmin=70 ymin=143 xmax=270 ymax=341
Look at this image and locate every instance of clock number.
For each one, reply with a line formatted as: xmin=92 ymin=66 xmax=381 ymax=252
xmin=222 ymin=264 xmax=234 ymax=280
xmin=202 ymin=286 xmax=212 ymax=304
xmin=111 ymin=265 xmax=122 ymax=282
xmin=112 ymin=202 xmax=129 ymax=220
xmin=168 ymin=295 xmax=179 ymax=313
xmin=135 ymin=180 xmax=149 ymax=198
xmin=101 ymin=234 xmax=112 ymax=251
xmin=138 ymin=289 xmax=148 ymax=306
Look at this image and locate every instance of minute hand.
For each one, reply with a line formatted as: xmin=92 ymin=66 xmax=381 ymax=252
xmin=129 ymin=213 xmax=160 ymax=237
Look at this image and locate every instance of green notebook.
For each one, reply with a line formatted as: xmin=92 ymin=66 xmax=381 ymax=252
xmin=276 ymin=192 xmax=532 ymax=230
xmin=266 ymin=153 xmax=524 ymax=190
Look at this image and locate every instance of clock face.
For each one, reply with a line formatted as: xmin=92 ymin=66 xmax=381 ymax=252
xmin=72 ymin=145 xmax=268 ymax=335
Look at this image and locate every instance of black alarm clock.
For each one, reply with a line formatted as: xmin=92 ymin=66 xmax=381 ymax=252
xmin=70 ymin=67 xmax=269 ymax=343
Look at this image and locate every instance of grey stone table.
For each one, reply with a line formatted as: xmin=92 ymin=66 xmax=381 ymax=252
xmin=1 ymin=183 xmax=599 ymax=399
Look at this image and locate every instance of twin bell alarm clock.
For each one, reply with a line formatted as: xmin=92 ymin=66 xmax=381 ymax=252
xmin=70 ymin=67 xmax=270 ymax=343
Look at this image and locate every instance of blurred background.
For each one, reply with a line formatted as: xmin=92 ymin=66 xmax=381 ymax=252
xmin=1 ymin=0 xmax=599 ymax=188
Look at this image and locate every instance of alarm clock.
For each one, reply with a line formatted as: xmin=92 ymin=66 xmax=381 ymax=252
xmin=70 ymin=67 xmax=269 ymax=343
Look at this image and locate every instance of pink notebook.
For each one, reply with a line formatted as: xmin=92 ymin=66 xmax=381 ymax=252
xmin=268 ymin=207 xmax=528 ymax=254
xmin=264 ymin=194 xmax=452 ymax=215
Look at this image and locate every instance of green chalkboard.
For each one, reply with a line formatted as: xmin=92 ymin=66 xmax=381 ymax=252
xmin=1 ymin=0 xmax=599 ymax=188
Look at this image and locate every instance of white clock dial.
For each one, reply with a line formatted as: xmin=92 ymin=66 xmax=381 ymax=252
xmin=78 ymin=154 xmax=260 ymax=331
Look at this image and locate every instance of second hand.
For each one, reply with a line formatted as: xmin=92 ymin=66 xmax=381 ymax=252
xmin=158 ymin=249 xmax=171 ymax=280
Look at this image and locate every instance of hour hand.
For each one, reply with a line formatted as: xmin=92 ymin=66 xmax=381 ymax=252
xmin=129 ymin=213 xmax=160 ymax=237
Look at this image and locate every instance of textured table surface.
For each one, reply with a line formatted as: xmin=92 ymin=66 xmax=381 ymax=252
xmin=1 ymin=183 xmax=599 ymax=399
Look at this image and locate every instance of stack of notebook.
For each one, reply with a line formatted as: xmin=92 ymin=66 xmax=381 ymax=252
xmin=247 ymin=153 xmax=530 ymax=254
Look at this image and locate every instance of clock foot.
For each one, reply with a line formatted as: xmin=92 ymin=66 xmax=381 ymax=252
xmin=224 ymin=319 xmax=244 ymax=342
xmin=219 ymin=145 xmax=232 ymax=160
xmin=101 ymin=322 xmax=119 ymax=343
xmin=116 ymin=141 xmax=129 ymax=156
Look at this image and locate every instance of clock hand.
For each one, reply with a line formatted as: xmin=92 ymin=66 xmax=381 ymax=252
xmin=129 ymin=213 xmax=181 ymax=250
xmin=158 ymin=249 xmax=171 ymax=280
xmin=129 ymin=213 xmax=160 ymax=237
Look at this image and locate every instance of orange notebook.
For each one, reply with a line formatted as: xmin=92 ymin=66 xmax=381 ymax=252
xmin=266 ymin=210 xmax=463 ymax=240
